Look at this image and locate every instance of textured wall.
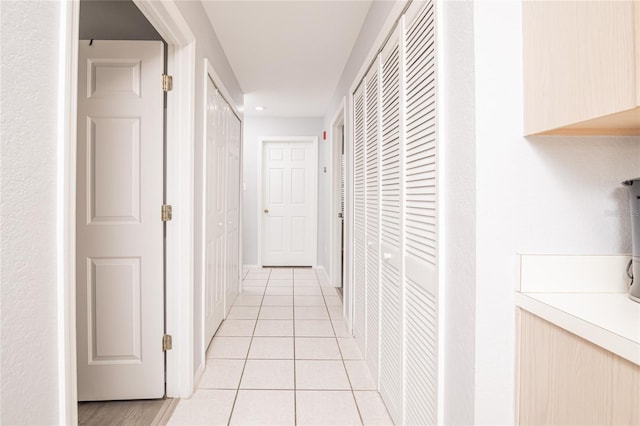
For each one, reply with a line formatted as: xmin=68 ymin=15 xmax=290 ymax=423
xmin=242 ymin=116 xmax=324 ymax=266
xmin=1 ymin=1 xmax=63 ymax=424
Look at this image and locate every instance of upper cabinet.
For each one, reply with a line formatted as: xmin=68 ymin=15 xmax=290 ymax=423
xmin=523 ymin=1 xmax=640 ymax=136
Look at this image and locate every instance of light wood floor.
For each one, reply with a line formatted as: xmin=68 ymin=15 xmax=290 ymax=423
xmin=78 ymin=398 xmax=178 ymax=425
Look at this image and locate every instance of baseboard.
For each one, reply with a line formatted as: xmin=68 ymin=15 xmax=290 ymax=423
xmin=193 ymin=360 xmax=206 ymax=390
xmin=314 ymin=265 xmax=333 ymax=286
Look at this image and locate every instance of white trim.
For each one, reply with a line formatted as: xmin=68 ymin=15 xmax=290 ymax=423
xmin=205 ymin=59 xmax=243 ymax=121
xmin=257 ymin=136 xmax=319 ymax=268
xmin=329 ymin=98 xmax=346 ymax=289
xmin=243 ymin=264 xmax=261 ymax=269
xmin=133 ymin=0 xmax=197 ymax=399
xmin=58 ymin=1 xmax=79 ymax=424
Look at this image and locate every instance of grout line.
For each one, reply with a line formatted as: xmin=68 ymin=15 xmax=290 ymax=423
xmin=293 ymin=269 xmax=298 ymax=426
xmin=226 ymin=267 xmax=271 ymax=426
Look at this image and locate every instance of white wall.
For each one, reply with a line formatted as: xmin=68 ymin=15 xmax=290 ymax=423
xmin=441 ymin=1 xmax=477 ymax=424
xmin=1 ymin=2 xmax=64 ymax=423
xmin=242 ymin=116 xmax=324 ymax=266
xmin=174 ymin=1 xmax=244 ymax=377
xmin=473 ymin=1 xmax=640 ymax=423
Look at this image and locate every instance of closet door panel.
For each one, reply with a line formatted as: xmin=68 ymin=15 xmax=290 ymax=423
xmin=353 ymin=84 xmax=367 ymax=354
xmin=225 ymin=110 xmax=241 ymax=314
xmin=403 ymin=2 xmax=439 ymax=425
xmin=378 ymin=26 xmax=403 ymax=426
xmin=364 ymin=59 xmax=381 ymax=380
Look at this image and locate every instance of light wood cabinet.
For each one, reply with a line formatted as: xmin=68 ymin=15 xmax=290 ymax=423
xmin=523 ymin=1 xmax=640 ymax=136
xmin=517 ymin=309 xmax=640 ymax=425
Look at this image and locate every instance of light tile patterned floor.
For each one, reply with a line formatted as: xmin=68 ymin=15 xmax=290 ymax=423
xmin=169 ymin=268 xmax=393 ymax=426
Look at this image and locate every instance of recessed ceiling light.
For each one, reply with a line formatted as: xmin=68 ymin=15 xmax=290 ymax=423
xmin=255 ymin=106 xmax=266 ymax=111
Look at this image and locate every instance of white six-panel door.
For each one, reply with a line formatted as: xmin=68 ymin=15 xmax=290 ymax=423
xmin=262 ymin=140 xmax=316 ymax=266
xmin=76 ymin=40 xmax=165 ymax=400
xmin=204 ymin=80 xmax=226 ymax=344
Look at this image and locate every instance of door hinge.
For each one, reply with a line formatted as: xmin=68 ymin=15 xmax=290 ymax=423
xmin=162 ymin=334 xmax=172 ymax=351
xmin=161 ymin=204 xmax=172 ymax=222
xmin=162 ymin=74 xmax=173 ymax=92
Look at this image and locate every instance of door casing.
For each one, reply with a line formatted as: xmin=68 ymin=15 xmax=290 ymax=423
xmin=257 ymin=136 xmax=318 ymax=268
xmin=329 ymin=99 xmax=346 ymax=292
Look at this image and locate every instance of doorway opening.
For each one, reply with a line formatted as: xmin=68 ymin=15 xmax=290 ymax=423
xmin=330 ymin=102 xmax=346 ymax=295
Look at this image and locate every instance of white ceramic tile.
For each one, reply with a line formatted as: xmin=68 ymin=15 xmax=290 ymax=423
xmin=262 ymin=295 xmax=294 ymax=306
xmin=338 ymin=338 xmax=364 ymax=360
xmin=240 ymin=359 xmax=294 ymax=389
xmin=168 ymin=389 xmax=236 ymax=426
xmin=295 ymin=320 xmax=335 ymax=337
xmin=353 ymin=391 xmax=394 ymax=425
xmin=227 ymin=306 xmax=260 ymax=320
xmin=294 ymin=279 xmax=319 ymax=287
xmin=240 ymin=287 xmax=266 ymax=296
xmin=296 ymin=391 xmax=361 ymax=426
xmin=198 ymin=359 xmax=244 ymax=389
xmin=243 ymin=279 xmax=268 ymax=287
xmin=233 ymin=294 xmax=263 ymax=307
xmin=215 ymin=320 xmax=256 ymax=337
xmin=249 ymin=337 xmax=294 ymax=359
xmin=265 ymin=286 xmax=294 ymax=296
xmin=229 ymin=390 xmax=295 ymax=426
xmin=270 ymin=272 xmax=293 ymax=279
xmin=294 ymin=295 xmax=326 ymax=307
xmin=295 ymin=338 xmax=341 ymax=360
xmin=294 ymin=306 xmax=329 ymax=320
xmin=206 ymin=337 xmax=251 ymax=359
xmin=295 ymin=360 xmax=351 ymax=390
xmin=259 ymin=306 xmax=294 ymax=320
xmin=267 ymin=279 xmax=294 ymax=287
xmin=294 ymin=270 xmax=317 ymax=277
xmin=254 ymin=319 xmax=294 ymax=337
xmin=293 ymin=287 xmax=323 ymax=295
xmin=324 ymin=295 xmax=343 ymax=307
xmin=245 ymin=273 xmax=270 ymax=280
xmin=344 ymin=361 xmax=376 ymax=390
xmin=332 ymin=320 xmax=351 ymax=338
xmin=328 ymin=306 xmax=344 ymax=320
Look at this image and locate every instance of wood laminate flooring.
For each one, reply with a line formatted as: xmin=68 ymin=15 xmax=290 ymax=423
xmin=78 ymin=398 xmax=178 ymax=426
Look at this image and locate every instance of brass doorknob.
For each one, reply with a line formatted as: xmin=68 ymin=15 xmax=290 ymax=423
xmin=264 ymin=209 xmax=269 ymax=213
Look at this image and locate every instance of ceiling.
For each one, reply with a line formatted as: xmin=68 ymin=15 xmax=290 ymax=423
xmin=202 ymin=1 xmax=372 ymax=117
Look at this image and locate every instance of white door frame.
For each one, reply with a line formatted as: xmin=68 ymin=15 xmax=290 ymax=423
xmin=257 ymin=136 xmax=319 ymax=268
xmin=329 ymin=99 xmax=346 ymax=289
xmin=59 ymin=1 xmax=197 ymax=423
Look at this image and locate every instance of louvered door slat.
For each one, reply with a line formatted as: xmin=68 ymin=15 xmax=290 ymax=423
xmin=364 ymin=59 xmax=381 ymax=380
xmin=403 ymin=2 xmax=439 ymax=425
xmin=353 ymin=85 xmax=367 ymax=355
xmin=378 ymin=28 xmax=403 ymax=425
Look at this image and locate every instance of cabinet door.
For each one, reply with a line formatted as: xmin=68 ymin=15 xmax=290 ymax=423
xmin=379 ymin=25 xmax=404 ymax=425
xmin=353 ymin=84 xmax=367 ymax=355
xmin=403 ymin=2 xmax=439 ymax=424
xmin=365 ymin=58 xmax=381 ymax=382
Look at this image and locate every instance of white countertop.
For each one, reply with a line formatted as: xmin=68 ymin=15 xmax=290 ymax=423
xmin=516 ymin=291 xmax=640 ymax=366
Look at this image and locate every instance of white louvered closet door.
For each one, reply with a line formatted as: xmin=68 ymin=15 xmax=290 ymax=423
xmin=353 ymin=84 xmax=367 ymax=354
xmin=379 ymin=24 xmax=404 ymax=426
xmin=403 ymin=2 xmax=439 ymax=424
xmin=364 ymin=59 xmax=381 ymax=379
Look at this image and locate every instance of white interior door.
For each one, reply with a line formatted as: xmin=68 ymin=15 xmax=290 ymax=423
xmin=204 ymin=79 xmax=226 ymax=345
xmin=225 ymin=110 xmax=241 ymax=314
xmin=379 ymin=26 xmax=404 ymax=425
xmin=353 ymin=85 xmax=367 ymax=355
xmin=403 ymin=3 xmax=439 ymax=424
xmin=76 ymin=40 xmax=164 ymax=401
xmin=262 ymin=140 xmax=316 ymax=266
xmin=364 ymin=59 xmax=381 ymax=382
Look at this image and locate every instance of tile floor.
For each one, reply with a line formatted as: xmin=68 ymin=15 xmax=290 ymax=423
xmin=168 ymin=268 xmax=394 ymax=426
